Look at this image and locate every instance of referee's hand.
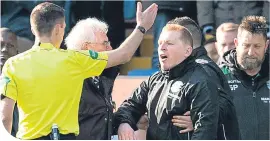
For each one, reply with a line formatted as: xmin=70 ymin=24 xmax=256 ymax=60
xmin=136 ymin=2 xmax=158 ymax=31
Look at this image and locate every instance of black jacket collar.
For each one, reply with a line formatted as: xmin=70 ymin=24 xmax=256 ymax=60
xmin=161 ymin=55 xmax=195 ymax=80
xmin=191 ymin=46 xmax=208 ymax=58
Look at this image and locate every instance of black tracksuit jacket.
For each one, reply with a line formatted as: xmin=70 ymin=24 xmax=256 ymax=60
xmin=220 ymin=49 xmax=269 ymax=139
xmin=76 ymin=67 xmax=119 ymax=140
xmin=114 ymin=49 xmax=240 ymax=139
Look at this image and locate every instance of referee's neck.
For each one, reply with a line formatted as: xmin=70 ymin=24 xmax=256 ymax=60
xmin=35 ymin=36 xmax=61 ymax=48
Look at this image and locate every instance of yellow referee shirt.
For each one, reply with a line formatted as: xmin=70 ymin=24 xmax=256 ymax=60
xmin=0 ymin=43 xmax=108 ymax=139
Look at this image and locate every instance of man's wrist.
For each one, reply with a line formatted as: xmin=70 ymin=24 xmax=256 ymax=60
xmin=120 ymin=120 xmax=138 ymax=131
xmin=136 ymin=25 xmax=146 ymax=34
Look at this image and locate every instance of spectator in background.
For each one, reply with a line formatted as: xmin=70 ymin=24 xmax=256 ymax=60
xmin=0 ymin=28 xmax=19 ymax=137
xmin=215 ymin=23 xmax=238 ymax=59
xmin=71 ymin=1 xmax=125 ymax=49
xmin=197 ymin=1 xmax=270 ymax=39
xmin=1 ymin=1 xmax=35 ymax=53
xmin=204 ymin=36 xmax=219 ymax=63
xmin=1 ymin=1 xmax=73 ymax=51
xmin=142 ymin=1 xmax=197 ymax=69
xmin=0 ymin=28 xmax=18 ymax=73
xmin=219 ymin=16 xmax=269 ymax=139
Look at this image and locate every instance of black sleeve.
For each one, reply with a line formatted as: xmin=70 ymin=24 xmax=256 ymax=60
xmin=189 ymin=80 xmax=219 ymax=139
xmin=113 ymin=78 xmax=149 ymax=131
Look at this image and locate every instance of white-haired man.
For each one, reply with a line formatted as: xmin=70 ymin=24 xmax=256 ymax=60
xmin=65 ymin=17 xmax=148 ymax=140
xmin=65 ymin=17 xmax=116 ymax=140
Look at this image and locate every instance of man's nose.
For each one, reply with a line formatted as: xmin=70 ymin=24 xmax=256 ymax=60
xmin=159 ymin=43 xmax=167 ymax=51
xmin=1 ymin=46 xmax=8 ymax=52
xmin=248 ymin=47 xmax=255 ymax=56
xmin=106 ymin=45 xmax=113 ymax=51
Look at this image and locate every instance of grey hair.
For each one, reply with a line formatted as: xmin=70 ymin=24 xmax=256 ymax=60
xmin=65 ymin=17 xmax=109 ymax=50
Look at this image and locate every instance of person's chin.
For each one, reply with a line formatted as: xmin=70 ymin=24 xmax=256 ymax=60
xmin=161 ymin=65 xmax=169 ymax=71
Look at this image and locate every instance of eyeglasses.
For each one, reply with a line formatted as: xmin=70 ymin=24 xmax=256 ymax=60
xmin=86 ymin=41 xmax=111 ymax=48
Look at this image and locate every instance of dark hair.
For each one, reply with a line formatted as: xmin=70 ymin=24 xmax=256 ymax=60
xmin=30 ymin=2 xmax=65 ymax=37
xmin=168 ymin=16 xmax=202 ymax=48
xmin=238 ymin=16 xmax=268 ymax=41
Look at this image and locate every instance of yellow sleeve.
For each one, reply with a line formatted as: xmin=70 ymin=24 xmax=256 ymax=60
xmin=0 ymin=59 xmax=18 ymax=101
xmin=72 ymin=50 xmax=108 ymax=78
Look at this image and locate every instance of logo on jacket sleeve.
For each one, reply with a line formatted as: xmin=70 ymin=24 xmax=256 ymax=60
xmin=0 ymin=75 xmax=10 ymax=91
xmin=89 ymin=50 xmax=98 ymax=59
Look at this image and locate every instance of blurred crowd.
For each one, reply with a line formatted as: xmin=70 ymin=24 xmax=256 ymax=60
xmin=1 ymin=1 xmax=269 ymax=68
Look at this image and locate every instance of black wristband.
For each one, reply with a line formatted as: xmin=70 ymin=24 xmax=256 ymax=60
xmin=136 ymin=26 xmax=146 ymax=34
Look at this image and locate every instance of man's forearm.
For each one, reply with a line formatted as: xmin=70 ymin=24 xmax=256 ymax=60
xmin=105 ymin=2 xmax=157 ymax=68
xmin=118 ymin=28 xmax=144 ymax=63
xmin=105 ymin=28 xmax=144 ymax=68
xmin=0 ymin=97 xmax=15 ymax=134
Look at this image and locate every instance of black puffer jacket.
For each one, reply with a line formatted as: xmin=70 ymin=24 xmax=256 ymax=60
xmin=114 ymin=55 xmax=238 ymax=140
xmin=76 ymin=67 xmax=119 ymax=140
xmin=192 ymin=47 xmax=241 ymax=140
xmin=219 ymin=49 xmax=269 ymax=139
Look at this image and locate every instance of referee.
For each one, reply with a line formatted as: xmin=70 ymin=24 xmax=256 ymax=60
xmin=0 ymin=2 xmax=157 ymax=140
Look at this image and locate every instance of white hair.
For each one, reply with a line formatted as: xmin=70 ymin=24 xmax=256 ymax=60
xmin=65 ymin=17 xmax=108 ymax=50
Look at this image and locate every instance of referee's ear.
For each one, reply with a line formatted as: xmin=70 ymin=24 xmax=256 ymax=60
xmin=31 ymin=27 xmax=36 ymax=36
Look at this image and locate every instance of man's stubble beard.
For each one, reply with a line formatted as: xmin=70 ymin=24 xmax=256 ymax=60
xmin=238 ymin=54 xmax=264 ymax=70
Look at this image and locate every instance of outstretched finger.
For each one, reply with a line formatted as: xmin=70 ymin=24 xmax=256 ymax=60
xmin=151 ymin=6 xmax=158 ymax=20
xmin=172 ymin=119 xmax=187 ymax=124
xmin=173 ymin=116 xmax=191 ymax=122
xmin=173 ymin=123 xmax=188 ymax=128
xmin=133 ymin=132 xmax=137 ymax=140
xmin=143 ymin=3 xmax=156 ymax=14
xmin=184 ymin=111 xmax=190 ymax=116
xmin=179 ymin=128 xmax=193 ymax=134
xmin=136 ymin=2 xmax=142 ymax=15
xmin=118 ymin=133 xmax=123 ymax=140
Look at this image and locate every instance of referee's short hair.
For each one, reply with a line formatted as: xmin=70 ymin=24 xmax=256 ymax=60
xmin=30 ymin=2 xmax=65 ymax=37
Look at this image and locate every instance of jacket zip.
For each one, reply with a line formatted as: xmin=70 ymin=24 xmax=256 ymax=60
xmin=101 ymin=93 xmax=112 ymax=139
xmin=251 ymin=78 xmax=259 ymax=139
xmin=94 ymin=80 xmax=112 ymax=140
